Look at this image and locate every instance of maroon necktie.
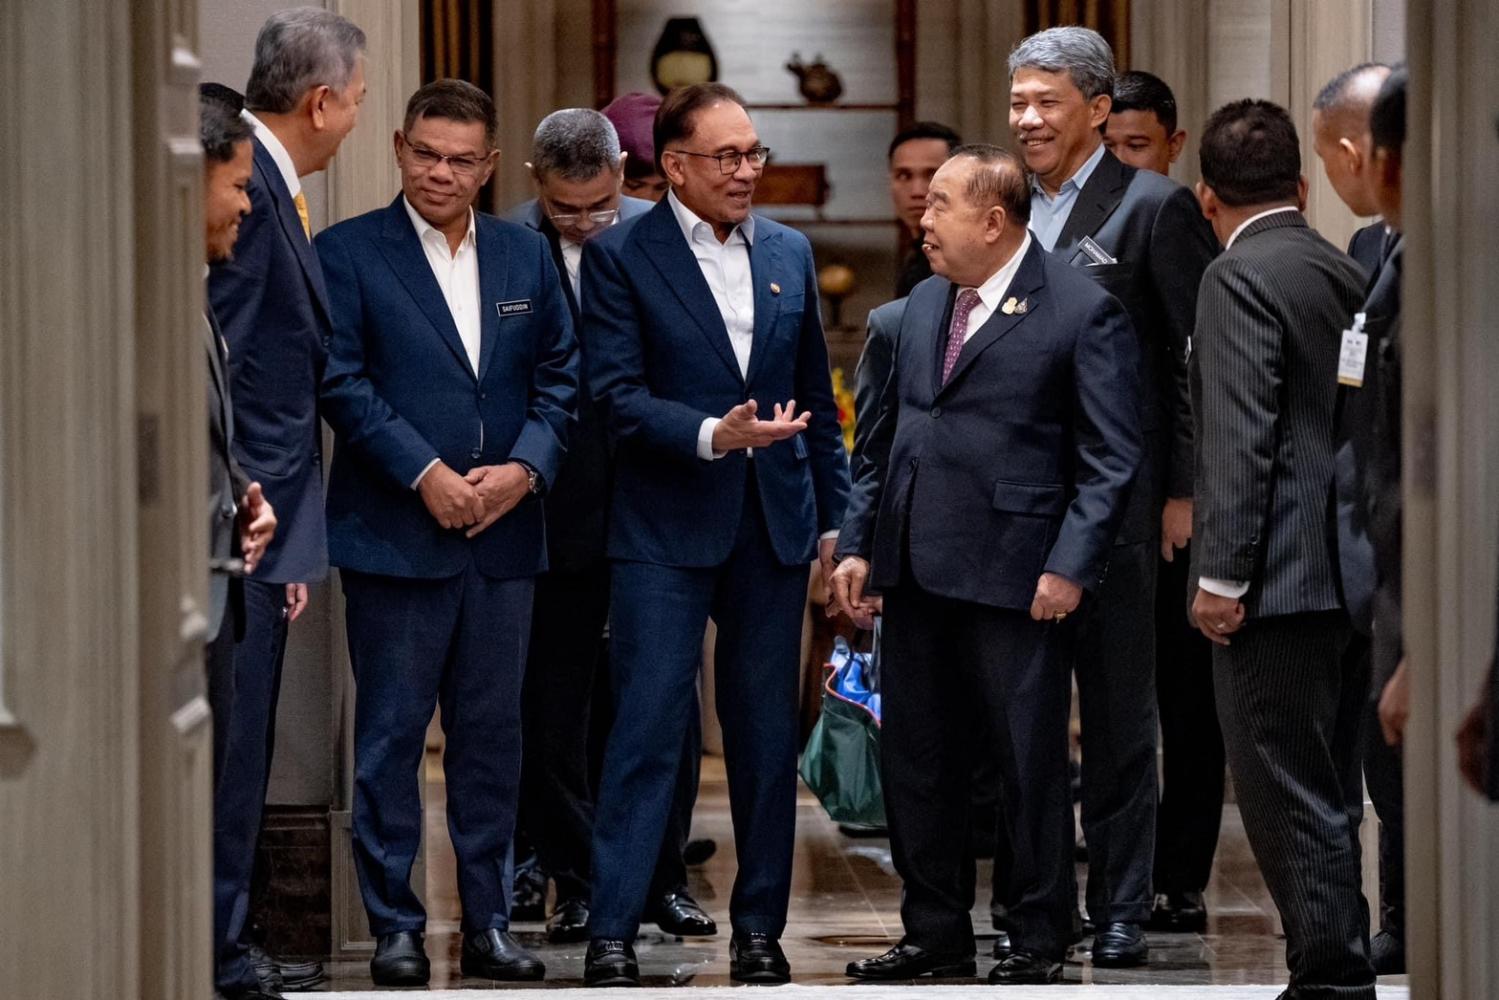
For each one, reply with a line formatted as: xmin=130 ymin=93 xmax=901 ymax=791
xmin=941 ymin=288 xmax=981 ymax=384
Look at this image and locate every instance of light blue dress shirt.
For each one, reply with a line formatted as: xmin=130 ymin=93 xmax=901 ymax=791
xmin=1028 ymin=142 xmax=1108 ymax=252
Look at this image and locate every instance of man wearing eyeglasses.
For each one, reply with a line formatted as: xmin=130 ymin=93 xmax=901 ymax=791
xmin=503 ymin=109 xmax=713 ymax=946
xmin=580 ymin=82 xmax=850 ymax=986
xmin=316 ymin=79 xmax=577 ymax=987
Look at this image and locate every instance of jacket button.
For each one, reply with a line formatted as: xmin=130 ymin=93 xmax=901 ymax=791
xmin=909 ymin=458 xmax=918 ymax=470
xmin=470 ymin=448 xmax=482 ymax=460
xmin=479 ymin=392 xmax=487 ymax=400
xmin=931 ymin=406 xmax=942 ymax=418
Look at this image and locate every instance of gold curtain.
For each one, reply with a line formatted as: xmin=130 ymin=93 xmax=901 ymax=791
xmin=1025 ymin=0 xmax=1131 ymax=70
xmin=419 ymin=0 xmax=497 ymax=210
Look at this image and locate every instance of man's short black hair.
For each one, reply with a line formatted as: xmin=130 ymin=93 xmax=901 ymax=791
xmin=653 ymin=82 xmax=746 ymax=174
xmin=1111 ymin=71 xmax=1178 ymax=135
xmin=1370 ymin=65 xmax=1407 ymax=155
xmin=403 ymin=78 xmax=498 ymax=149
xmin=1199 ymin=99 xmax=1301 ymax=208
xmin=199 ymin=83 xmax=254 ymax=165
xmin=888 ymin=121 xmax=962 ymax=162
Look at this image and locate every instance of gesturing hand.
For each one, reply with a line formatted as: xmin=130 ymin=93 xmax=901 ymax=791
xmin=418 ymin=462 xmax=485 ymax=529
xmin=238 ymin=481 xmax=277 ymax=575
xmin=711 ymin=398 xmax=811 ymax=453
xmin=1030 ymin=572 xmax=1083 ymax=623
xmin=1191 ymin=588 xmax=1246 ymax=646
xmin=464 ymin=462 xmax=532 ymax=538
xmin=829 ymin=556 xmax=879 ymax=630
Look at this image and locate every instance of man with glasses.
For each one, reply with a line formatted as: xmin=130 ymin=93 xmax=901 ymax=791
xmin=504 ymin=109 xmax=713 ymax=946
xmin=580 ymin=81 xmax=850 ymax=986
xmin=316 ymin=79 xmax=577 ymax=987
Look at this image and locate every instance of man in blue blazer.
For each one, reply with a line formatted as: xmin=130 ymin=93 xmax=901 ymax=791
xmin=206 ymin=10 xmax=366 ymax=998
xmin=317 ymin=80 xmax=577 ymax=987
xmin=580 ymin=83 xmax=850 ymax=986
xmin=834 ymin=145 xmax=1141 ymax=986
xmin=505 ymin=109 xmax=715 ymax=944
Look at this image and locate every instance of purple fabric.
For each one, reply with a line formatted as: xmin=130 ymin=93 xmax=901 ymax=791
xmin=941 ymin=288 xmax=980 ymax=384
xmin=602 ymin=91 xmax=662 ymax=166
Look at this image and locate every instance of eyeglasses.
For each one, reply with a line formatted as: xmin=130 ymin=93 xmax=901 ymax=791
xmin=401 ymin=136 xmax=493 ymax=178
xmin=546 ymin=208 xmax=620 ymax=229
xmin=669 ymin=145 xmax=772 ymax=174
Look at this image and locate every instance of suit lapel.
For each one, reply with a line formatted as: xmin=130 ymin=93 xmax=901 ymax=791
xmin=253 ymin=139 xmax=331 ymax=321
xmin=376 ymin=197 xmax=475 ymax=379
xmin=743 ymin=227 xmax=782 ymax=386
xmin=476 ymin=215 xmax=511 ymax=382
xmin=1051 ymin=150 xmax=1128 ymax=263
xmin=926 ymin=280 xmax=957 ymax=400
xmin=537 ymin=216 xmax=581 ymax=324
xmin=203 ymin=306 xmax=234 ymax=443
xmin=638 ymin=201 xmax=743 ymax=382
xmin=938 ymin=242 xmax=1047 ymax=394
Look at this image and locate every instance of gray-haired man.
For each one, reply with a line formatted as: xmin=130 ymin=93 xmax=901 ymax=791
xmin=206 ymin=8 xmax=365 ymax=998
xmin=1005 ymin=25 xmax=1217 ymax=968
xmin=504 ymin=110 xmax=716 ymax=946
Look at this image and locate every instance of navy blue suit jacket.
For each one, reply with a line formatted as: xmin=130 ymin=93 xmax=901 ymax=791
xmin=581 ymin=197 xmax=850 ymax=568
xmin=317 ymin=196 xmax=578 ymax=580
xmin=837 ymin=240 xmax=1142 ymax=609
xmin=208 ymin=136 xmax=330 ymax=584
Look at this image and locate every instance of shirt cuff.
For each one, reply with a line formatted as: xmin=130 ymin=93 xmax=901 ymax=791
xmin=1199 ymin=576 xmax=1250 ymax=599
xmin=411 ymin=457 xmax=441 ymax=490
xmin=819 ymin=529 xmax=840 ymax=541
xmin=697 ymin=417 xmax=726 ymax=461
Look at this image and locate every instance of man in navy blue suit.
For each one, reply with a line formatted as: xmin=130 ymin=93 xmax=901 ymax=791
xmin=317 ymin=79 xmax=577 ymax=987
xmin=580 ymin=82 xmax=850 ymax=986
xmin=833 ymin=145 xmax=1141 ymax=986
xmin=206 ymin=9 xmax=365 ymax=998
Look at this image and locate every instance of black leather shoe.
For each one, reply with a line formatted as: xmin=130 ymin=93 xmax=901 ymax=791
xmin=547 ymin=896 xmax=591 ymax=943
xmin=511 ymin=863 xmax=549 ymax=922
xmin=988 ymin=951 xmax=1062 ymax=984
xmin=730 ymin=932 xmax=790 ymax=984
xmin=1149 ymin=891 xmax=1208 ymax=933
xmin=460 ymin=928 xmax=545 ymax=981
xmin=649 ymin=887 xmax=717 ymax=937
xmin=991 ymin=930 xmax=1012 ymax=960
xmin=846 ymin=942 xmax=975 ymax=980
xmin=1371 ymin=929 xmax=1406 ymax=975
xmin=1091 ymin=921 xmax=1149 ymax=967
xmin=247 ymin=944 xmax=326 ymax=991
xmin=371 ymin=931 xmax=429 ymax=987
xmin=584 ymin=938 xmax=640 ymax=987
xmin=683 ymin=837 xmax=718 ymax=865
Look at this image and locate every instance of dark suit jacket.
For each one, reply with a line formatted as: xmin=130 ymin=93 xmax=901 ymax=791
xmin=505 ymin=195 xmax=652 ymax=571
xmin=1364 ymin=238 xmax=1404 ymax=686
xmin=208 ymin=136 xmax=330 ymax=585
xmin=837 ymin=240 xmax=1142 ymax=608
xmin=316 ymin=196 xmax=578 ymax=580
xmin=1190 ymin=212 xmax=1366 ymax=618
xmin=206 ymin=304 xmax=251 ymax=642
xmin=894 ymin=236 xmax=933 ymax=299
xmin=1050 ymin=150 xmax=1217 ymax=543
xmin=581 ymin=197 xmax=850 ymax=568
xmin=852 ymin=297 xmax=905 ymax=479
xmin=1347 ymin=221 xmax=1389 ymax=277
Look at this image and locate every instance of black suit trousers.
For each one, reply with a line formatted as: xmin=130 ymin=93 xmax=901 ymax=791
xmin=1361 ymin=694 xmax=1405 ymax=937
xmin=1214 ymin=613 xmax=1375 ymax=999
xmin=881 ymin=581 xmax=1075 ymax=961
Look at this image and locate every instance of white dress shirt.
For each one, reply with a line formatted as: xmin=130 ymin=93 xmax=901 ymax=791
xmin=665 ymin=190 xmax=758 ymax=461
xmin=403 ymin=196 xmax=481 ymax=488
xmin=956 ymin=232 xmax=1033 ymax=342
xmin=242 ymin=110 xmax=302 ymax=200
xmin=559 ymin=238 xmax=584 ymax=302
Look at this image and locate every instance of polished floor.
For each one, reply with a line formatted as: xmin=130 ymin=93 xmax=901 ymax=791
xmin=306 ymin=756 xmax=1409 ymax=994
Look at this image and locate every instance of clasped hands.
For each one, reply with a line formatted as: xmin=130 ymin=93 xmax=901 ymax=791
xmin=418 ymin=460 xmax=531 ymax=537
xmin=827 ymin=556 xmax=1082 ymax=630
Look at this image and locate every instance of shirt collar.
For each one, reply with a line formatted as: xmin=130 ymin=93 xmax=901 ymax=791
xmin=1034 ymin=141 xmax=1107 ymax=201
xmin=403 ymin=195 xmax=476 ymax=253
xmin=668 ymin=189 xmax=755 ymax=247
xmin=1225 ymin=205 xmax=1300 ymax=250
xmin=970 ymin=232 xmax=1033 ymax=312
xmin=242 ymin=110 xmax=301 ymax=198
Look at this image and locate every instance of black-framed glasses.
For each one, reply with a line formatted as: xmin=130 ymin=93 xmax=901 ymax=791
xmin=546 ymin=208 xmax=620 ymax=229
xmin=400 ymin=135 xmax=494 ymax=178
xmin=669 ymin=145 xmax=771 ymax=174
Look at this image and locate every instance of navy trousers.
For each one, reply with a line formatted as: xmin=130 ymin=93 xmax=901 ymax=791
xmin=213 ymin=577 xmax=288 ymax=992
xmin=343 ymin=561 xmax=533 ymax=936
xmin=590 ymin=487 xmax=808 ymax=941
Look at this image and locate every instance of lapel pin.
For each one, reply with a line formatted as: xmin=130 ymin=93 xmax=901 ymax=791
xmin=1015 ymin=298 xmax=1029 ymax=314
xmin=1001 ymin=296 xmax=1017 ymax=315
xmin=770 ymin=282 xmax=781 ymax=295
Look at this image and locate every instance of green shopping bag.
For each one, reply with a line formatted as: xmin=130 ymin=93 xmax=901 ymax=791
xmin=798 ymin=629 xmax=885 ymax=827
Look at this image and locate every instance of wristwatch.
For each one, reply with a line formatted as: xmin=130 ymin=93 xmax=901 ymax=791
xmin=519 ymin=461 xmax=543 ymax=496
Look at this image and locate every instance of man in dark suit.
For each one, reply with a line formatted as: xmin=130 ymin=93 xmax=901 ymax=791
xmin=835 ymin=144 xmax=1141 ymax=986
xmin=1008 ymin=26 xmax=1218 ymax=961
xmin=888 ymin=122 xmax=961 ymax=298
xmin=206 ymin=10 xmax=365 ymax=997
xmin=504 ymin=108 xmax=711 ymax=944
xmin=1312 ymin=60 xmax=1405 ymax=976
xmin=1189 ymin=99 xmax=1374 ymax=1000
xmin=580 ymin=82 xmax=850 ymax=986
xmin=200 ymin=85 xmax=281 ymax=1000
xmin=317 ymin=80 xmax=577 ymax=987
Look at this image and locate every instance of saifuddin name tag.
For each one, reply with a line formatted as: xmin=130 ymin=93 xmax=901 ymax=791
xmin=1337 ymin=311 xmax=1369 ymax=388
xmin=496 ymin=299 xmax=533 ymax=317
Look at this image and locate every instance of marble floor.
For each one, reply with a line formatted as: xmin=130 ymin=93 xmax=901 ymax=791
xmin=304 ymin=756 xmax=1408 ymax=994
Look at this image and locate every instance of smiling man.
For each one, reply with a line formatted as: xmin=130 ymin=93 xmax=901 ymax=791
xmin=316 ymin=79 xmax=577 ymax=988
xmin=1006 ymin=26 xmax=1217 ymax=967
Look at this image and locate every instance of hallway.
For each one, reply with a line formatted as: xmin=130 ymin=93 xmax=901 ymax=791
xmin=307 ymin=756 xmax=1412 ymax=993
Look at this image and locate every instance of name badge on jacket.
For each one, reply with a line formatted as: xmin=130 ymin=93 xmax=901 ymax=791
xmin=497 ymin=299 xmax=533 ymax=318
xmin=1338 ymin=311 xmax=1369 ymax=388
